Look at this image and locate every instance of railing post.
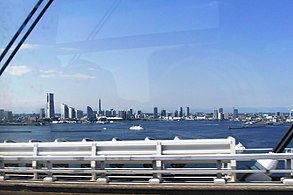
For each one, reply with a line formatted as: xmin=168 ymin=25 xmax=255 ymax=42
xmin=91 ymin=143 xmax=97 ymax=181
xmin=96 ymin=159 xmax=108 ymax=184
xmin=0 ymin=159 xmax=9 ymax=181
xmin=228 ymin=136 xmax=236 ymax=182
xmin=43 ymin=161 xmax=56 ymax=182
xmin=282 ymin=158 xmax=293 ymax=185
xmin=149 ymin=141 xmax=162 ymax=184
xmin=32 ymin=143 xmax=38 ymax=180
xmin=286 ymin=159 xmax=292 ymax=179
xmin=214 ymin=160 xmax=226 ymax=185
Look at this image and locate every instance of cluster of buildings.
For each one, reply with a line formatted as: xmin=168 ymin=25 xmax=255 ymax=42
xmin=1 ymin=93 xmax=292 ymax=124
xmin=0 ymin=109 xmax=13 ymax=122
xmin=42 ymin=93 xmax=238 ymax=122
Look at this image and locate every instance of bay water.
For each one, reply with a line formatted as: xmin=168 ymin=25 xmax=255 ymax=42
xmin=0 ymin=120 xmax=292 ymax=149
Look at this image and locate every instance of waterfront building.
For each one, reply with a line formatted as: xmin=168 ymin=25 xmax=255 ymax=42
xmin=179 ymin=107 xmax=183 ymax=117
xmin=126 ymin=109 xmax=134 ymax=119
xmin=75 ymin=110 xmax=83 ymax=119
xmin=40 ymin=108 xmax=45 ymax=119
xmin=233 ymin=108 xmax=239 ymax=119
xmin=135 ymin=110 xmax=143 ymax=119
xmin=213 ymin=109 xmax=218 ymax=120
xmin=69 ymin=107 xmax=76 ymax=119
xmin=3 ymin=111 xmax=13 ymax=122
xmin=46 ymin=93 xmax=55 ymax=118
xmin=105 ymin=110 xmax=112 ymax=117
xmin=161 ymin=109 xmax=167 ymax=117
xmin=154 ymin=107 xmax=158 ymax=119
xmin=174 ymin=110 xmax=179 ymax=117
xmin=87 ymin=106 xmax=94 ymax=120
xmin=224 ymin=113 xmax=229 ymax=120
xmin=61 ymin=104 xmax=69 ymax=120
xmin=0 ymin=109 xmax=4 ymax=121
xmin=218 ymin=108 xmax=224 ymax=120
xmin=98 ymin=98 xmax=102 ymax=113
xmin=186 ymin=107 xmax=190 ymax=116
xmin=118 ymin=110 xmax=126 ymax=120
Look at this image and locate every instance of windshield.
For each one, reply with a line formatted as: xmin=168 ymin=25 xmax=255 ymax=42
xmin=1 ymin=0 xmax=293 ymax=144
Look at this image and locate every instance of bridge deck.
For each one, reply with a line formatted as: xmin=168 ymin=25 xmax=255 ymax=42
xmin=1 ymin=181 xmax=293 ymax=195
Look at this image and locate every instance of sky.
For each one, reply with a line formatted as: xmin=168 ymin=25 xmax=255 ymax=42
xmin=1 ymin=0 xmax=293 ymax=114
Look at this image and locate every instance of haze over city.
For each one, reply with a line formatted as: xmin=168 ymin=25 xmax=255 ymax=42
xmin=1 ymin=0 xmax=293 ymax=113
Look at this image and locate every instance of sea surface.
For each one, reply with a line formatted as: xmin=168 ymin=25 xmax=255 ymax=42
xmin=0 ymin=120 xmax=292 ymax=149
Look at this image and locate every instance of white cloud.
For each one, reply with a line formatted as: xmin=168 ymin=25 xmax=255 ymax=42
xmin=20 ymin=43 xmax=39 ymax=49
xmin=0 ymin=44 xmax=39 ymax=52
xmin=6 ymin=65 xmax=31 ymax=76
xmin=39 ymin=69 xmax=95 ymax=79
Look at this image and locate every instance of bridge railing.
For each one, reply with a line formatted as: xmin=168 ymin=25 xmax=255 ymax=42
xmin=0 ymin=153 xmax=293 ymax=184
xmin=0 ymin=137 xmax=238 ymax=183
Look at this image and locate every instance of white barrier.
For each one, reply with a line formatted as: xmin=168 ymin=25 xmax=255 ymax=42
xmin=0 ymin=137 xmax=237 ymax=183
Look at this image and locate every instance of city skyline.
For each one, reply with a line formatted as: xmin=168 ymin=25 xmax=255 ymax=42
xmin=1 ymin=1 xmax=293 ymax=113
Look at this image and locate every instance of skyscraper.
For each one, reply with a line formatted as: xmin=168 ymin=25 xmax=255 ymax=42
xmin=233 ymin=108 xmax=239 ymax=119
xmin=186 ymin=107 xmax=190 ymax=116
xmin=98 ymin=98 xmax=102 ymax=113
xmin=69 ymin=107 xmax=76 ymax=119
xmin=179 ymin=107 xmax=183 ymax=117
xmin=61 ymin=104 xmax=69 ymax=119
xmin=40 ymin=108 xmax=45 ymax=119
xmin=46 ymin=93 xmax=55 ymax=119
xmin=154 ymin=107 xmax=158 ymax=119
xmin=87 ymin=106 xmax=94 ymax=120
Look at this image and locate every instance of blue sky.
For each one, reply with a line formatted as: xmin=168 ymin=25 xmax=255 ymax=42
xmin=1 ymin=0 xmax=293 ymax=113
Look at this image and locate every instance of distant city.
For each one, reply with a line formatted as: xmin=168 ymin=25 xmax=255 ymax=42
xmin=1 ymin=92 xmax=293 ymax=125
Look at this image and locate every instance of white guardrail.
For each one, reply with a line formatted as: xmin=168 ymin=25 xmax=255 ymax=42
xmin=0 ymin=136 xmax=293 ymax=184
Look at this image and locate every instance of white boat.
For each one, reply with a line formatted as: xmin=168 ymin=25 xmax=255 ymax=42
xmin=129 ymin=125 xmax=144 ymax=130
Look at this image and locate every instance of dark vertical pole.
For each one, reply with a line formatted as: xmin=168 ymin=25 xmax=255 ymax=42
xmin=0 ymin=0 xmax=54 ymax=77
xmin=0 ymin=0 xmax=44 ymax=63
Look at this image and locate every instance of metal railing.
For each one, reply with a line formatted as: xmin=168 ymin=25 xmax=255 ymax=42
xmin=0 ymin=137 xmax=292 ymax=184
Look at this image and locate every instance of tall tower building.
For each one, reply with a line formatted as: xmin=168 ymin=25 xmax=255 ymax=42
xmin=98 ymin=98 xmax=102 ymax=113
xmin=87 ymin=106 xmax=94 ymax=120
xmin=69 ymin=107 xmax=76 ymax=119
xmin=154 ymin=107 xmax=158 ymax=119
xmin=218 ymin=108 xmax=224 ymax=120
xmin=179 ymin=107 xmax=183 ymax=117
xmin=233 ymin=108 xmax=239 ymax=119
xmin=46 ymin=93 xmax=55 ymax=119
xmin=61 ymin=104 xmax=69 ymax=119
xmin=186 ymin=107 xmax=190 ymax=116
xmin=40 ymin=108 xmax=45 ymax=119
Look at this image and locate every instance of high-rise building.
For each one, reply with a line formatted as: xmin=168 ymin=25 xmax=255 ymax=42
xmin=161 ymin=109 xmax=167 ymax=117
xmin=174 ymin=110 xmax=179 ymax=117
xmin=233 ymin=108 xmax=239 ymax=119
xmin=186 ymin=107 xmax=190 ymax=116
xmin=118 ymin=110 xmax=126 ymax=120
xmin=69 ymin=107 xmax=76 ymax=119
xmin=0 ymin=109 xmax=4 ymax=121
xmin=213 ymin=109 xmax=218 ymax=120
xmin=61 ymin=104 xmax=69 ymax=119
xmin=87 ymin=106 xmax=94 ymax=120
xmin=3 ymin=111 xmax=13 ymax=122
xmin=75 ymin=110 xmax=83 ymax=119
xmin=179 ymin=107 xmax=183 ymax=117
xmin=98 ymin=98 xmax=102 ymax=113
xmin=46 ymin=93 xmax=55 ymax=118
xmin=40 ymin=108 xmax=45 ymax=119
xmin=154 ymin=107 xmax=158 ymax=119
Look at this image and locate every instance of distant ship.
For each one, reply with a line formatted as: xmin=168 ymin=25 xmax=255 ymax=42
xmin=129 ymin=125 xmax=144 ymax=130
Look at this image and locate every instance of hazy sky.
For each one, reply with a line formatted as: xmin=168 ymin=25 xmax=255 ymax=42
xmin=1 ymin=0 xmax=293 ymax=113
